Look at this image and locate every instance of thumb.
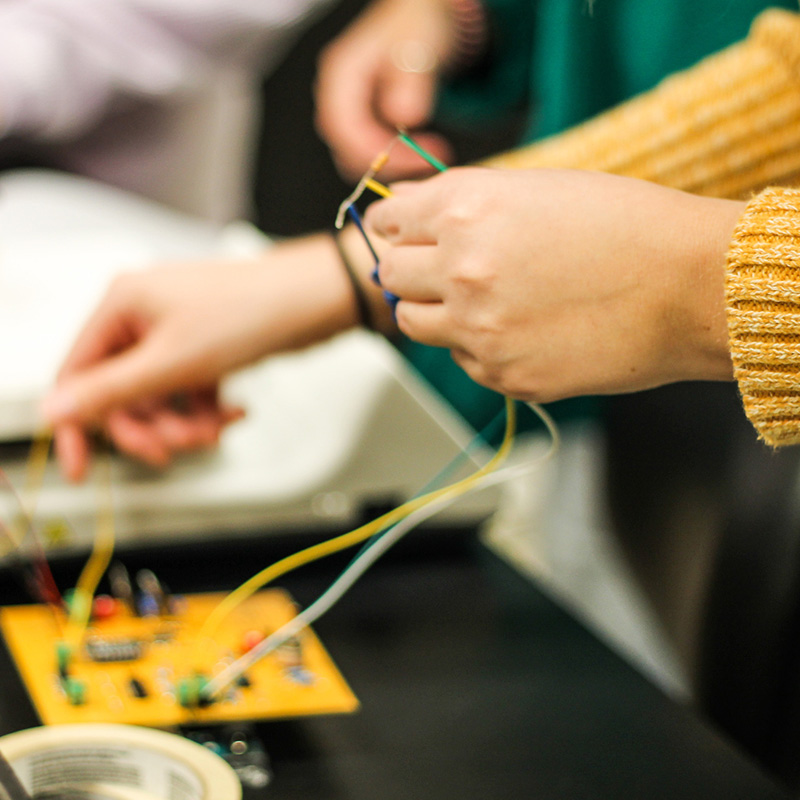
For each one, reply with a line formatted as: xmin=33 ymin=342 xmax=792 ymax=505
xmin=380 ymin=70 xmax=436 ymax=130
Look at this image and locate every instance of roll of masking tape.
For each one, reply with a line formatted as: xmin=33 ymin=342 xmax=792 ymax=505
xmin=0 ymin=724 xmax=241 ymax=800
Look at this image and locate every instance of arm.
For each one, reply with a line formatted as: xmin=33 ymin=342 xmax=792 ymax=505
xmin=482 ymin=9 xmax=800 ymax=201
xmin=0 ymin=0 xmax=333 ymax=139
xmin=368 ymin=8 xmax=800 ymax=445
xmin=368 ymin=166 xmax=800 ymax=448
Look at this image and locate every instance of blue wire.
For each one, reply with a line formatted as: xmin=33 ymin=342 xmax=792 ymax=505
xmin=346 ymin=204 xmax=379 ymax=265
xmin=346 ymin=203 xmax=400 ymax=316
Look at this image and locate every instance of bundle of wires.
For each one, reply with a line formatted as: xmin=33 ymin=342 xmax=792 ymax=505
xmin=196 ymin=131 xmax=562 ymax=703
xmin=0 ymin=433 xmax=116 ymax=665
xmin=200 ymin=397 xmax=559 ymax=703
xmin=0 ymin=433 xmax=63 ymax=609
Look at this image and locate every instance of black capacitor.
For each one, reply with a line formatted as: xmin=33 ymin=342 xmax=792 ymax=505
xmin=128 ymin=677 xmax=148 ymax=699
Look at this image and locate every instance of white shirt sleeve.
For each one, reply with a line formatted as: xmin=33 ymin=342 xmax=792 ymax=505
xmin=0 ymin=0 xmax=334 ymax=139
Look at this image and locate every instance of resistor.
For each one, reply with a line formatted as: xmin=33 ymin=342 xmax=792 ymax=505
xmin=136 ymin=569 xmax=167 ymax=616
xmin=108 ymin=562 xmax=136 ymax=615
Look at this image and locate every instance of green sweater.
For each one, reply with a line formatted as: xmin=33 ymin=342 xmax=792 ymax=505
xmin=399 ymin=0 xmax=796 ymax=440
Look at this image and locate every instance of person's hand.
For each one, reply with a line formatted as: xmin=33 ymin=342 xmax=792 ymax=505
xmin=315 ymin=0 xmax=460 ymax=182
xmin=41 ymin=234 xmax=363 ymax=481
xmin=366 ymin=167 xmax=746 ymax=401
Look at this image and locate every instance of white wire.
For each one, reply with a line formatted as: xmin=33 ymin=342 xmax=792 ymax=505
xmin=201 ymin=400 xmax=560 ymax=701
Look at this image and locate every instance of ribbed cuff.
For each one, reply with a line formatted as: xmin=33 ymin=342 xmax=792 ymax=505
xmin=726 ymin=187 xmax=800 ymax=445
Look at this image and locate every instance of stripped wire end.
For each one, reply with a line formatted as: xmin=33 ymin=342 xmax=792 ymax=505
xmin=334 ymin=138 xmax=398 ymax=229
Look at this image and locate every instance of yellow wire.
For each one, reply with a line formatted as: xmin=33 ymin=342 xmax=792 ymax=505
xmin=193 ymin=398 xmax=516 ymax=664
xmin=364 ymin=178 xmax=393 ymax=198
xmin=6 ymin=429 xmax=53 ymax=549
xmin=335 ymin=137 xmax=398 ymax=228
xmin=62 ymin=450 xmax=115 ymax=652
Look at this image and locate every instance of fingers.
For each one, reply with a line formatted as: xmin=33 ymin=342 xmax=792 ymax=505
xmin=52 ymin=391 xmax=245 ymax=482
xmin=314 ymin=36 xmax=398 ymax=181
xmin=106 ymin=395 xmax=243 ymax=466
xmin=106 ymin=407 xmax=173 ymax=470
xmin=44 ymin=341 xmax=178 ymax=428
xmin=53 ymin=422 xmax=93 ymax=483
xmin=380 ymin=70 xmax=436 ymax=129
xmin=56 ymin=275 xmax=145 ymax=379
xmin=393 ymin=299 xmax=455 ymax=349
xmin=366 ymin=184 xmax=437 ymax=244
xmin=315 ymin=25 xmax=452 ymax=181
xmin=377 ymin=244 xmax=440 ymax=301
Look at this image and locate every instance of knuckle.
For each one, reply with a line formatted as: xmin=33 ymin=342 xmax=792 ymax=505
xmin=451 ymin=255 xmax=495 ymax=290
xmin=438 ymin=196 xmax=480 ymax=230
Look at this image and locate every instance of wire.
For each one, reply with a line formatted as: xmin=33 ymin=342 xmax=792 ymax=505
xmin=396 ymin=129 xmax=449 ymax=172
xmin=0 ymin=433 xmax=63 ymax=607
xmin=335 ymin=140 xmax=398 ymax=229
xmin=192 ymin=397 xmax=517 ymax=671
xmin=62 ymin=450 xmax=115 ymax=652
xmin=7 ymin=430 xmax=50 ymax=550
xmin=345 ymin=204 xmax=380 ymax=266
xmin=340 ymin=129 xmax=447 ymax=277
xmin=201 ymin=401 xmax=560 ymax=700
xmin=364 ymin=178 xmax=392 ymax=198
xmin=199 ymin=133 xmax=556 ymax=697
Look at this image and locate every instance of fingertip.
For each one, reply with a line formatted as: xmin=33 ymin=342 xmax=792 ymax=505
xmin=223 ymin=405 xmax=246 ymax=424
xmin=53 ymin=423 xmax=91 ymax=484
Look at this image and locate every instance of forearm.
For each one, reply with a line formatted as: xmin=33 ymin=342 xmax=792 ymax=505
xmin=484 ymin=9 xmax=800 ymax=200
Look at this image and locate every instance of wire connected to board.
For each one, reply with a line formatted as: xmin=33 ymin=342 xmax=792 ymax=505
xmin=0 ymin=130 xmax=563 ymax=721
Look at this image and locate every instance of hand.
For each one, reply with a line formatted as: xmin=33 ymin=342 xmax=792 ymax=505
xmin=366 ymin=167 xmax=745 ymax=402
xmin=315 ymin=0 xmax=458 ymax=182
xmin=41 ymin=234 xmax=362 ymax=481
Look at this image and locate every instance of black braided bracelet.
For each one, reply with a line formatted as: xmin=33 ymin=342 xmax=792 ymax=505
xmin=332 ymin=229 xmax=375 ymax=331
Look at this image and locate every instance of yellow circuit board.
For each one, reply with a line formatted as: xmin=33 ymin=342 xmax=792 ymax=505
xmin=0 ymin=589 xmax=359 ymax=727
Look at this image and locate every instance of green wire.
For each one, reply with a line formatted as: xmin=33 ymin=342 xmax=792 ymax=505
xmin=397 ymin=131 xmax=448 ymax=173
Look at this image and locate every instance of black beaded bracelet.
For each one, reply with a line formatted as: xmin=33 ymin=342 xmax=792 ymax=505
xmin=332 ymin=229 xmax=376 ymax=331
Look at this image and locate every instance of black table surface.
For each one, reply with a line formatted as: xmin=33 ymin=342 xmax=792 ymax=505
xmin=0 ymin=529 xmax=791 ymax=800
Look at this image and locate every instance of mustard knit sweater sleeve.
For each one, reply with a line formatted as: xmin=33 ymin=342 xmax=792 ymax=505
xmin=483 ymin=8 xmax=800 ymax=446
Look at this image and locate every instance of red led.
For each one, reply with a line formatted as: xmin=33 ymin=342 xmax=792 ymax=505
xmin=92 ymin=594 xmax=118 ymax=620
xmin=241 ymin=630 xmax=264 ymax=653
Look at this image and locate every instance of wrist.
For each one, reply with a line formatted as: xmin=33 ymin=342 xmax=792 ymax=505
xmin=333 ymin=228 xmax=376 ymax=331
xmin=665 ymin=194 xmax=743 ymax=383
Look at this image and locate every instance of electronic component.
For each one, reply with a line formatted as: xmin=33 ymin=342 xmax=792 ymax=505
xmin=108 ymin=561 xmax=136 ymax=615
xmin=136 ymin=568 xmax=168 ymax=616
xmin=85 ymin=636 xmax=144 ymax=663
xmin=184 ymin=724 xmax=271 ymax=790
xmin=128 ymin=677 xmax=148 ymax=699
xmin=91 ymin=594 xmax=118 ymax=621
